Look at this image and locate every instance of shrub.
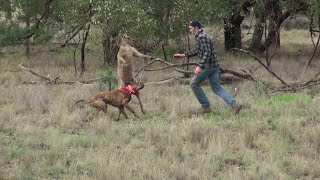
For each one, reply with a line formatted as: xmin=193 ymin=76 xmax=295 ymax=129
xmin=99 ymin=67 xmax=118 ymax=91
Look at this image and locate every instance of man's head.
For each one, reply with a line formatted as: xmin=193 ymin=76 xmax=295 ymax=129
xmin=188 ymin=20 xmax=203 ymax=35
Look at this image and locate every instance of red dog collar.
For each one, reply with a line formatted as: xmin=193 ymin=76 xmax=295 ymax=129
xmin=119 ymin=84 xmax=138 ymax=95
xmin=125 ymin=84 xmax=138 ymax=95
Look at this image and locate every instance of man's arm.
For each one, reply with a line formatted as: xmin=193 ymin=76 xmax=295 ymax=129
xmin=185 ymin=45 xmax=199 ymax=58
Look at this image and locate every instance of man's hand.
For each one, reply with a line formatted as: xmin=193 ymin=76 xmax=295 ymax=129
xmin=173 ymin=53 xmax=185 ymax=59
xmin=194 ymin=66 xmax=202 ymax=75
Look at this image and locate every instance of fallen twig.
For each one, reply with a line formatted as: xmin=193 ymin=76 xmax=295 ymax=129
xmin=19 ymin=64 xmax=100 ymax=85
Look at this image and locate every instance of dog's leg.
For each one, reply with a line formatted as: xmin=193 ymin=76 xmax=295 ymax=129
xmin=123 ymin=103 xmax=140 ymax=119
xmin=134 ymin=92 xmax=146 ymax=115
xmin=117 ymin=105 xmax=128 ymax=120
xmin=92 ymin=100 xmax=106 ymax=118
xmin=102 ymin=104 xmax=107 ymax=113
xmin=94 ymin=109 xmax=100 ymax=118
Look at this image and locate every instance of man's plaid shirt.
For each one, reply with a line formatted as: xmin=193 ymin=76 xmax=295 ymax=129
xmin=185 ymin=29 xmax=219 ymax=69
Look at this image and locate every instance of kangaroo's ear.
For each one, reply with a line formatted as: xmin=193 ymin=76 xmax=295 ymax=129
xmin=118 ymin=30 xmax=128 ymax=38
xmin=118 ymin=31 xmax=124 ymax=38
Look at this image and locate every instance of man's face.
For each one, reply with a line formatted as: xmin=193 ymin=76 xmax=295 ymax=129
xmin=188 ymin=26 xmax=198 ymax=35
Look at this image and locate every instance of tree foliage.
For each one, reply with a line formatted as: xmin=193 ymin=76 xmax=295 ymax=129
xmin=0 ymin=0 xmax=318 ymax=66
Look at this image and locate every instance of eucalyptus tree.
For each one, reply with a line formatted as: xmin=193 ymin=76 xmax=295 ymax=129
xmin=199 ymin=0 xmax=255 ymax=51
xmin=306 ymin=0 xmax=320 ymax=66
xmin=92 ymin=0 xmax=156 ymax=65
xmin=0 ymin=0 xmax=56 ymax=57
xmin=249 ymin=0 xmax=310 ymax=55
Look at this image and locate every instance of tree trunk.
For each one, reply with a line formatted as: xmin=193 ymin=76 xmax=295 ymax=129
xmin=264 ymin=1 xmax=282 ymax=50
xmin=224 ymin=19 xmax=242 ymax=51
xmin=102 ymin=30 xmax=119 ymax=66
xmin=250 ymin=0 xmax=293 ymax=54
xmin=25 ymin=18 xmax=31 ymax=58
xmin=249 ymin=15 xmax=265 ymax=53
xmin=80 ymin=23 xmax=90 ymax=77
xmin=223 ymin=1 xmax=255 ymax=51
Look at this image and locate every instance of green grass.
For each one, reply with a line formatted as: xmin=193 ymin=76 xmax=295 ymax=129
xmin=255 ymin=93 xmax=313 ymax=105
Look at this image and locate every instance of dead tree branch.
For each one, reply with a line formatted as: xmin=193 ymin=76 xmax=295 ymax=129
xmin=233 ymin=48 xmax=320 ymax=93
xmin=135 ymin=58 xmax=255 ymax=81
xmin=233 ymin=48 xmax=295 ymax=90
xmin=23 ymin=0 xmax=56 ymax=40
xmin=307 ymin=28 xmax=320 ymax=67
xmin=135 ymin=58 xmax=197 ymax=78
xmin=19 ymin=64 xmax=100 ymax=85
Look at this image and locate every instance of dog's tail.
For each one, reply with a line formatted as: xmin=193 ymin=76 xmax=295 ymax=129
xmin=75 ymin=99 xmax=90 ymax=107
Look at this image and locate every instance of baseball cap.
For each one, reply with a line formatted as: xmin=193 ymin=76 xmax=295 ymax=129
xmin=189 ymin=20 xmax=203 ymax=28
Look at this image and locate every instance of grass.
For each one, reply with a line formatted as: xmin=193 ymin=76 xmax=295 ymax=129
xmin=0 ymin=28 xmax=320 ymax=179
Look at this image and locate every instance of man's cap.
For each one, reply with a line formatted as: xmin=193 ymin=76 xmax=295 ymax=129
xmin=189 ymin=20 xmax=203 ymax=28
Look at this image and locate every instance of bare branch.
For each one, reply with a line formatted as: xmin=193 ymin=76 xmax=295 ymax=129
xmin=23 ymin=0 xmax=56 ymax=40
xmin=307 ymin=16 xmax=320 ymax=66
xmin=19 ymin=64 xmax=52 ymax=81
xmin=60 ymin=24 xmax=85 ymax=48
xmin=19 ymin=64 xmax=100 ymax=85
xmin=135 ymin=58 xmax=197 ymax=78
xmin=136 ymin=57 xmax=256 ymax=82
xmin=220 ymin=67 xmax=255 ymax=81
xmin=233 ymin=48 xmax=294 ymax=89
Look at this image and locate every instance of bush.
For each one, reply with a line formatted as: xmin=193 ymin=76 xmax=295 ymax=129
xmin=99 ymin=67 xmax=118 ymax=91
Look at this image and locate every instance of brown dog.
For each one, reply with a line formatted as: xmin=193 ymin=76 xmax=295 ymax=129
xmin=76 ymin=83 xmax=145 ymax=121
xmin=117 ymin=33 xmax=152 ymax=114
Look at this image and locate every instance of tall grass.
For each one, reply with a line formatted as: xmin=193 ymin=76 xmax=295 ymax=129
xmin=0 ymin=29 xmax=320 ymax=179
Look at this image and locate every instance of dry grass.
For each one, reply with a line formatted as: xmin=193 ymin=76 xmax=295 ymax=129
xmin=0 ymin=29 xmax=320 ymax=179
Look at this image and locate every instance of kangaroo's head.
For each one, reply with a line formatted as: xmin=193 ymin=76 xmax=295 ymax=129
xmin=120 ymin=33 xmax=134 ymax=45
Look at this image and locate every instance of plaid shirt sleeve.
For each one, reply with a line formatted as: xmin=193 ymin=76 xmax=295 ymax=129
xmin=185 ymin=46 xmax=198 ymax=58
xmin=197 ymin=35 xmax=212 ymax=69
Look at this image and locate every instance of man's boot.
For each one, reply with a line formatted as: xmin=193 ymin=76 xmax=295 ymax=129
xmin=231 ymin=103 xmax=243 ymax=115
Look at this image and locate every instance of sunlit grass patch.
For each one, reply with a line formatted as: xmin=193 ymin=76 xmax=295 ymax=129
xmin=271 ymin=93 xmax=312 ymax=104
xmin=255 ymin=93 xmax=312 ymax=105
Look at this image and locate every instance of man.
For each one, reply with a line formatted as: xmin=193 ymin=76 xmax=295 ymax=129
xmin=173 ymin=20 xmax=242 ymax=115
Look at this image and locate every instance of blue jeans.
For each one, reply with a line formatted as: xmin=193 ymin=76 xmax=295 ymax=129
xmin=190 ymin=67 xmax=236 ymax=108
